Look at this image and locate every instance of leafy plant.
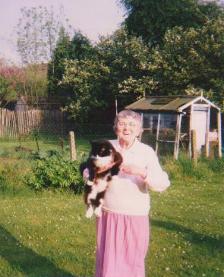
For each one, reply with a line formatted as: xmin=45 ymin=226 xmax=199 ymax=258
xmin=26 ymin=151 xmax=84 ymax=193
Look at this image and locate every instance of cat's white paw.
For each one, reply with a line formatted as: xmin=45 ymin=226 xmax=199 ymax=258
xmin=86 ymin=207 xmax=94 ymax=218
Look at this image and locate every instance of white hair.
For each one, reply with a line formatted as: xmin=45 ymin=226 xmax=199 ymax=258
xmin=113 ymin=110 xmax=143 ymax=132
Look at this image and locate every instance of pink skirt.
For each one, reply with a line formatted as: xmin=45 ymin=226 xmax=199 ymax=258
xmin=95 ymin=210 xmax=150 ymax=277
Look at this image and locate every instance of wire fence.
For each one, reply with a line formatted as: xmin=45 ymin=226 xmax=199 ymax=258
xmin=1 ymin=107 xmax=222 ymax=160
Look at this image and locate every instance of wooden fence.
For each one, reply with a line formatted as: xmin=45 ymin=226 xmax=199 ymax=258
xmin=0 ymin=108 xmax=63 ymax=138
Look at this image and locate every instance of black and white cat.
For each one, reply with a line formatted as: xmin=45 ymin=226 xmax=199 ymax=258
xmin=80 ymin=139 xmax=123 ymax=218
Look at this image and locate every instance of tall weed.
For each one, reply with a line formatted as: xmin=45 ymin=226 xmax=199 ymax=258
xmin=0 ymin=162 xmax=31 ymax=195
xmin=206 ymin=157 xmax=224 ymax=173
xmin=163 ymin=154 xmax=215 ymax=181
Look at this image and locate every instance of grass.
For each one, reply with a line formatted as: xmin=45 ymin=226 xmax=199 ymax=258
xmin=149 ymin=166 xmax=224 ymax=276
xmin=0 ymin=138 xmax=224 ymax=276
xmin=0 ymin=192 xmax=94 ymax=277
xmin=0 ymin=135 xmax=91 ymax=161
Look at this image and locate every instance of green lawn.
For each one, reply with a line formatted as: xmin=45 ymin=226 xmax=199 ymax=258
xmin=0 ymin=139 xmax=224 ymax=276
xmin=0 ymin=136 xmax=90 ymax=161
xmin=0 ymin=192 xmax=94 ymax=277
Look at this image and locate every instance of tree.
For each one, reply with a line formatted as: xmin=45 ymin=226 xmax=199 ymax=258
xmin=48 ymin=30 xmax=95 ymax=98
xmin=16 ymin=6 xmax=71 ymax=65
xmin=15 ymin=6 xmax=71 ymax=104
xmin=0 ymin=58 xmax=48 ymax=106
xmin=23 ymin=64 xmax=48 ymax=103
xmin=60 ymin=29 xmax=152 ymax=123
xmin=61 ymin=59 xmax=110 ymax=124
xmin=146 ymin=18 xmax=224 ymax=110
xmin=120 ymin=0 xmax=224 ymax=45
xmin=0 ymin=59 xmax=25 ymax=105
xmin=70 ymin=32 xmax=96 ymax=61
xmin=0 ymin=76 xmax=16 ymax=106
xmin=47 ymin=27 xmax=72 ymax=97
xmin=97 ymin=28 xmax=151 ymax=107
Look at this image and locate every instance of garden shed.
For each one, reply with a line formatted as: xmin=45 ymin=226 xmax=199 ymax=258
xmin=125 ymin=95 xmax=222 ymax=159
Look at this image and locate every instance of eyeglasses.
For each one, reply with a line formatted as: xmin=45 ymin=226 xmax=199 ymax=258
xmin=117 ymin=121 xmax=137 ymax=127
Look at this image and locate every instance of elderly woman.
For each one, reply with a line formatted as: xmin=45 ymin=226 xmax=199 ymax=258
xmin=89 ymin=110 xmax=170 ymax=277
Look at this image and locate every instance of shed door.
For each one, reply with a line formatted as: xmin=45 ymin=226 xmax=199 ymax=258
xmin=191 ymin=105 xmax=208 ymax=151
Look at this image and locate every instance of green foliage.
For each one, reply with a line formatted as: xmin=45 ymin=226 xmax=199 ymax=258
xmin=60 ymin=29 xmax=151 ymax=122
xmin=45 ymin=2 xmax=224 ymax=123
xmin=176 ymin=156 xmax=208 ymax=180
xmin=115 ymin=0 xmax=224 ymax=110
xmin=48 ymin=28 xmax=72 ymax=97
xmin=26 ymin=152 xmax=84 ymax=193
xmin=61 ymin=58 xmax=110 ymax=123
xmin=0 ymin=172 xmax=9 ymax=193
xmin=48 ymin=30 xmax=96 ymax=99
xmin=23 ymin=64 xmax=48 ymax=99
xmin=98 ymin=28 xmax=151 ymax=105
xmin=70 ymin=32 xmax=96 ymax=60
xmin=0 ymin=58 xmax=48 ymax=103
xmin=0 ymin=60 xmax=26 ymax=103
xmin=206 ymin=157 xmax=224 ymax=173
xmin=57 ymin=22 xmax=224 ymax=119
xmin=120 ymin=0 xmax=224 ymax=45
xmin=146 ymin=19 xmax=224 ymax=109
xmin=163 ymin=155 xmax=224 ymax=184
xmin=0 ymin=162 xmax=31 ymax=195
xmin=0 ymin=76 xmax=17 ymax=104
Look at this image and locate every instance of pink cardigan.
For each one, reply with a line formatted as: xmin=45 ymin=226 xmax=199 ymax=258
xmin=102 ymin=139 xmax=170 ymax=216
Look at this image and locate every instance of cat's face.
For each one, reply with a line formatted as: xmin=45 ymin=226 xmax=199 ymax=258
xmin=90 ymin=140 xmax=115 ymax=168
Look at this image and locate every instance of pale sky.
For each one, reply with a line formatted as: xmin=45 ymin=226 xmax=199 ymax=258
xmin=0 ymin=0 xmax=125 ymax=64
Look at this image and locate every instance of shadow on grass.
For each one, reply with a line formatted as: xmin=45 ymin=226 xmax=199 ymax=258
xmin=151 ymin=219 xmax=224 ymax=251
xmin=0 ymin=225 xmax=76 ymax=277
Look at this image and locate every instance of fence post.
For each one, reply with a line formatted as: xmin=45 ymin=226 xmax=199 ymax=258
xmin=205 ymin=131 xmax=209 ymax=158
xmin=217 ymin=111 xmax=222 ymax=158
xmin=174 ymin=113 xmax=182 ymax=160
xmin=191 ymin=129 xmax=197 ymax=164
xmin=69 ymin=131 xmax=76 ymax=161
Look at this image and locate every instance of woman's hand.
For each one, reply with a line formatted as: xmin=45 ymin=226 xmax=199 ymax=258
xmin=120 ymin=164 xmax=147 ymax=179
xmin=83 ymin=168 xmax=90 ymax=181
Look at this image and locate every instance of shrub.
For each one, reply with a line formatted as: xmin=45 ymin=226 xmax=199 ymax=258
xmin=206 ymin=157 xmax=224 ymax=173
xmin=26 ymin=151 xmax=84 ymax=193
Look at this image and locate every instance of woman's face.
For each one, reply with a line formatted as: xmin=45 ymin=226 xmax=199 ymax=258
xmin=115 ymin=116 xmax=141 ymax=145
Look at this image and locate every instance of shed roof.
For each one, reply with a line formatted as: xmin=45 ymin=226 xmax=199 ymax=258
xmin=125 ymin=95 xmax=220 ymax=112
